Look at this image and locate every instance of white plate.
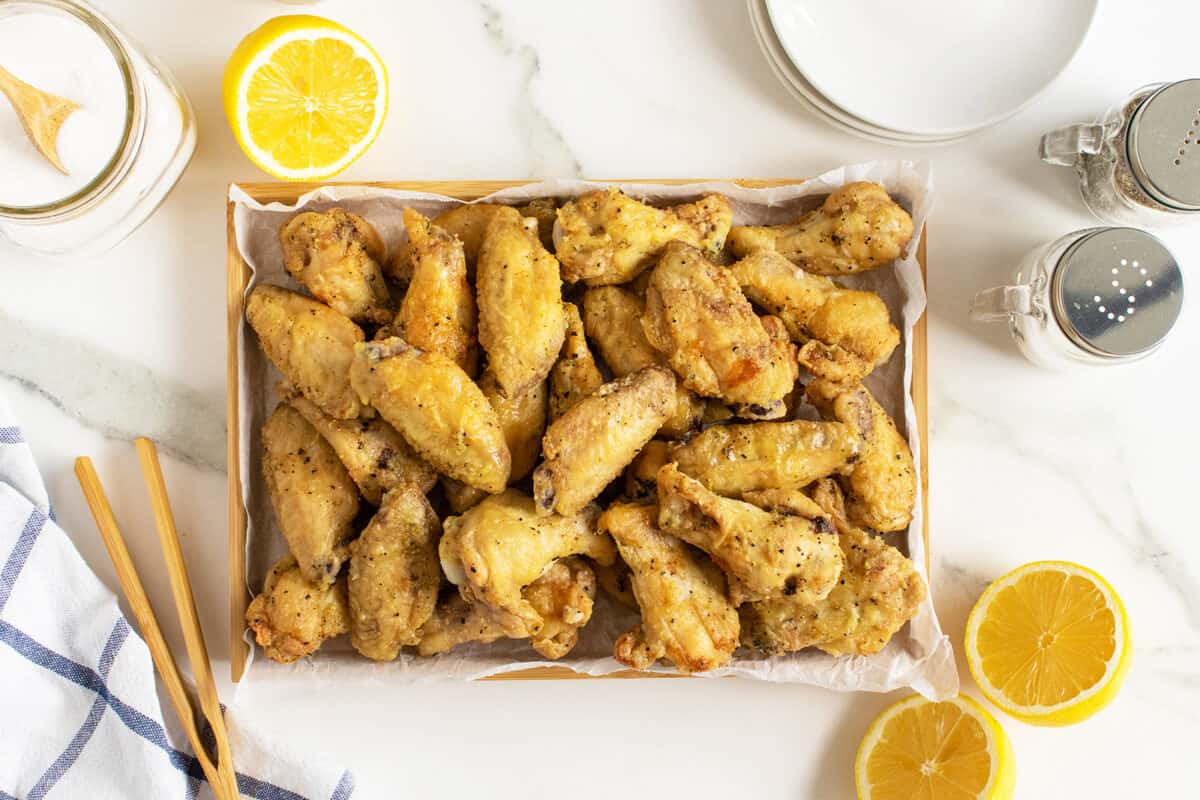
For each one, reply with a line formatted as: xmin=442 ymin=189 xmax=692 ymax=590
xmin=748 ymin=0 xmax=967 ymax=145
xmin=764 ymin=0 xmax=1097 ymax=136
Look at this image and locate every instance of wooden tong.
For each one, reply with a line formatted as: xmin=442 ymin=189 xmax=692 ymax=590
xmin=75 ymin=439 xmax=239 ymax=800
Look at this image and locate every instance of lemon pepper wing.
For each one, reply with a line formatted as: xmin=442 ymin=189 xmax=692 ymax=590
xmin=247 ymin=284 xmax=365 ymax=420
xmin=599 ymin=503 xmax=738 ymax=673
xmin=397 ymin=207 xmax=478 ymax=374
xmin=348 ymin=487 xmax=441 ymax=660
xmin=246 ymin=556 xmax=349 ymax=664
xmin=671 ymin=419 xmax=859 ymax=496
xmin=582 ymin=285 xmax=704 ymax=437
xmin=728 ymin=182 xmax=914 ymax=276
xmin=549 ymin=301 xmax=605 ymax=421
xmin=417 ymin=557 xmax=596 ymax=660
xmin=739 ymin=480 xmax=925 ymax=656
xmin=283 ymin=391 xmax=436 ymax=505
xmin=477 ymin=206 xmax=567 ymax=398
xmin=533 ymin=366 xmax=676 ymax=516
xmin=553 ymin=188 xmax=732 ymax=285
xmin=642 ymin=242 xmax=795 ymax=409
xmin=350 ymin=337 xmax=510 ymax=492
xmin=657 ymin=464 xmax=843 ymax=606
xmin=731 ymin=249 xmax=899 ymax=383
xmin=438 ymin=490 xmax=614 ymax=636
xmin=279 ymin=208 xmax=393 ymax=324
xmin=806 ymin=379 xmax=916 ymax=532
xmin=261 ymin=403 xmax=360 ymax=585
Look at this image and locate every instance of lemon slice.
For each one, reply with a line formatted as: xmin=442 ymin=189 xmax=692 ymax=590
xmin=855 ymin=694 xmax=1016 ymax=800
xmin=223 ymin=15 xmax=388 ymax=180
xmin=965 ymin=560 xmax=1131 ymax=726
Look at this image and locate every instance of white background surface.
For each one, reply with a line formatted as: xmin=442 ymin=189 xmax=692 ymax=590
xmin=2 ymin=1 xmax=1198 ymax=798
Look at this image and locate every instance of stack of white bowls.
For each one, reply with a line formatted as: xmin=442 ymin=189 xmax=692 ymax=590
xmin=748 ymin=0 xmax=1098 ymax=145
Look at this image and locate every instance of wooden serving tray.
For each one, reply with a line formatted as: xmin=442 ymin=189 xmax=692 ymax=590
xmin=226 ymin=179 xmax=929 ymax=683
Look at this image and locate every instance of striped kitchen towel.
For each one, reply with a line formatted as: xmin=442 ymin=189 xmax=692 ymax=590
xmin=0 ymin=395 xmax=354 ymax=799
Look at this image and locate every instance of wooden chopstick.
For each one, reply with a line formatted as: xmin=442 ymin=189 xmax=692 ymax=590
xmin=74 ymin=452 xmax=238 ymax=800
xmin=134 ymin=438 xmax=239 ymax=799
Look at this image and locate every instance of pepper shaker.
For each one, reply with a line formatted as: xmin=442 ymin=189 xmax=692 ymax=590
xmin=1040 ymin=79 xmax=1200 ymax=227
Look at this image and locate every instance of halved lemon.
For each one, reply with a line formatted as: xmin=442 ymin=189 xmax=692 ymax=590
xmin=855 ymin=694 xmax=1016 ymax=800
xmin=965 ymin=561 xmax=1131 ymax=726
xmin=223 ymin=15 xmax=388 ymax=180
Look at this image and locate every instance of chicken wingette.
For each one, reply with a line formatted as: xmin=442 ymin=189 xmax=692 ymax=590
xmin=728 ymin=182 xmax=914 ymax=276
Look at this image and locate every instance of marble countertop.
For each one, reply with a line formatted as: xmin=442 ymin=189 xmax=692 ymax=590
xmin=3 ymin=1 xmax=1197 ymax=797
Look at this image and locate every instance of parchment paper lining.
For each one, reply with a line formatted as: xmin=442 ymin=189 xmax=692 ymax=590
xmin=229 ymin=161 xmax=957 ymax=700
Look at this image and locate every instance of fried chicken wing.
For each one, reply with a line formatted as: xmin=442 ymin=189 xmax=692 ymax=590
xmin=262 ymin=403 xmax=360 ymax=585
xmin=671 ymin=419 xmax=859 ymax=496
xmin=279 ymin=208 xmax=393 ymax=324
xmin=554 ymin=188 xmax=732 ymax=285
xmin=417 ymin=557 xmax=596 ymax=659
xmin=533 ymin=366 xmax=676 ymax=516
xmin=642 ymin=242 xmax=795 ymax=409
xmin=518 ymin=197 xmax=559 ymax=251
xmin=623 ymin=439 xmax=673 ymax=501
xmin=438 ymin=490 xmax=615 ymax=635
xmin=549 ymin=301 xmax=605 ymax=421
xmin=283 ymin=392 xmax=436 ymax=505
xmin=729 ymin=315 xmax=800 ymax=420
xmin=348 ymin=488 xmax=441 ymax=660
xmin=350 ymin=337 xmax=510 ymax=492
xmin=477 ymin=206 xmax=566 ymax=397
xmin=728 ymin=182 xmax=914 ymax=276
xmin=441 ymin=477 xmax=489 ymax=514
xmin=740 ymin=481 xmax=925 ymax=656
xmin=806 ymin=379 xmax=915 ymax=532
xmin=247 ymin=284 xmax=365 ymax=420
xmin=594 ymin=559 xmax=637 ymax=609
xmin=731 ymin=250 xmax=900 ymax=383
xmin=599 ymin=503 xmax=738 ymax=673
xmin=521 ymin=557 xmax=597 ymax=659
xmin=397 ymin=207 xmax=478 ymax=374
xmin=656 ymin=464 xmax=843 ymax=606
xmin=582 ymin=286 xmax=703 ymax=437
xmin=246 ymin=556 xmax=349 ymax=664
xmin=431 ymin=203 xmax=505 ymax=267
xmin=480 ymin=371 xmax=547 ymax=483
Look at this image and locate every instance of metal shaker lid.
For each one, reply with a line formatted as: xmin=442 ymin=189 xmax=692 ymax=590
xmin=1052 ymin=227 xmax=1183 ymax=358
xmin=1127 ymin=79 xmax=1200 ymax=211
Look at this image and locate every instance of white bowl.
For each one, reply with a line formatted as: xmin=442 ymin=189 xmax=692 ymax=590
xmin=747 ymin=0 xmax=968 ymax=145
xmin=764 ymin=0 xmax=1097 ymax=137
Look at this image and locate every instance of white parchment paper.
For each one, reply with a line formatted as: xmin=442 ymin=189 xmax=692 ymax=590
xmin=229 ymin=161 xmax=957 ymax=700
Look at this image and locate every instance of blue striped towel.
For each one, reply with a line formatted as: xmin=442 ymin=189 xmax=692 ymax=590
xmin=0 ymin=395 xmax=354 ymax=799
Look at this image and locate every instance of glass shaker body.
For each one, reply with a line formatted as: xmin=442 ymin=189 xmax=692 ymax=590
xmin=1040 ymin=80 xmax=1200 ymax=227
xmin=971 ymin=228 xmax=1184 ymax=369
xmin=0 ymin=0 xmax=196 ymax=257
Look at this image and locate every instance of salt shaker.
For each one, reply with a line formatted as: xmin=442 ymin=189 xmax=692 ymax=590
xmin=1040 ymin=80 xmax=1200 ymax=227
xmin=970 ymin=227 xmax=1183 ymax=369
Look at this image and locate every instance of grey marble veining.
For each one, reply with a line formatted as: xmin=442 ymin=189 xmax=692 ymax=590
xmin=477 ymin=1 xmax=584 ymax=177
xmin=931 ymin=383 xmax=1200 ymax=636
xmin=0 ymin=311 xmax=225 ymax=471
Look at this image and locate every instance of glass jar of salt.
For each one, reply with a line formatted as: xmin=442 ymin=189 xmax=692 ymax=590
xmin=1040 ymin=80 xmax=1200 ymax=226
xmin=969 ymin=227 xmax=1184 ymax=369
xmin=0 ymin=0 xmax=195 ymax=256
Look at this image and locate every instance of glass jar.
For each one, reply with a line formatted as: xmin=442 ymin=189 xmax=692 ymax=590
xmin=0 ymin=0 xmax=195 ymax=256
xmin=970 ymin=227 xmax=1184 ymax=369
xmin=1040 ymin=79 xmax=1200 ymax=227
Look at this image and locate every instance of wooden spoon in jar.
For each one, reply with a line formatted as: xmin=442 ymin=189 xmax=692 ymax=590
xmin=0 ymin=65 xmax=81 ymax=175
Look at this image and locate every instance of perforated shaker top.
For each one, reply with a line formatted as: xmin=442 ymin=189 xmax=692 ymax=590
xmin=1128 ymin=79 xmax=1200 ymax=211
xmin=1052 ymin=228 xmax=1184 ymax=358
